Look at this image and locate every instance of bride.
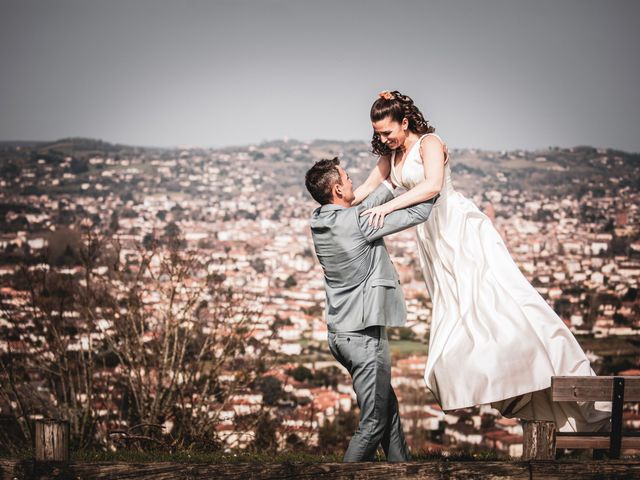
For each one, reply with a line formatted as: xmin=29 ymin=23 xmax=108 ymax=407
xmin=353 ymin=90 xmax=610 ymax=432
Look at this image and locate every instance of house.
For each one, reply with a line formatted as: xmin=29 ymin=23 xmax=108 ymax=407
xmin=444 ymin=423 xmax=483 ymax=446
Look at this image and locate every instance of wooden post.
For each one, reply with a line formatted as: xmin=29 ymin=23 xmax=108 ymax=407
xmin=34 ymin=419 xmax=70 ymax=463
xmin=522 ymin=420 xmax=556 ymax=460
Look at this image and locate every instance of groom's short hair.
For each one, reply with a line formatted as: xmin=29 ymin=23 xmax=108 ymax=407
xmin=305 ymin=157 xmax=342 ymax=205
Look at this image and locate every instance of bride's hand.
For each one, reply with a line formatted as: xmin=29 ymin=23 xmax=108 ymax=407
xmin=360 ymin=204 xmax=391 ymax=228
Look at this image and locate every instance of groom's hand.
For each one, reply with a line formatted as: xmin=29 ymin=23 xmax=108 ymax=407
xmin=360 ymin=203 xmax=391 ymax=228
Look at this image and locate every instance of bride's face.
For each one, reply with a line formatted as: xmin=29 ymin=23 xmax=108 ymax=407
xmin=372 ymin=116 xmax=409 ymax=150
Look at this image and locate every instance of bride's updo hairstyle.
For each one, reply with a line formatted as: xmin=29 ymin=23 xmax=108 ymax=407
xmin=370 ymin=90 xmax=435 ymax=156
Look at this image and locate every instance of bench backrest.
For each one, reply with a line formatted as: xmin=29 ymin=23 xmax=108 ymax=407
xmin=552 ymin=376 xmax=640 ymax=402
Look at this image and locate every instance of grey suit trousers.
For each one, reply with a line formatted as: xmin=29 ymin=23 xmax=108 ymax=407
xmin=327 ymin=326 xmax=411 ymax=462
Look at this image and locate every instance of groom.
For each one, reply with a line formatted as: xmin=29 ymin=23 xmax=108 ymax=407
xmin=305 ymin=157 xmax=437 ymax=462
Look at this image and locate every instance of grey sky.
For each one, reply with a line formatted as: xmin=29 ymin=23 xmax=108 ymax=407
xmin=1 ymin=0 xmax=639 ymax=151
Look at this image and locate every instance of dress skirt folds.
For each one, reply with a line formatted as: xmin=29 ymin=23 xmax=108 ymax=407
xmin=389 ymin=134 xmax=610 ymax=432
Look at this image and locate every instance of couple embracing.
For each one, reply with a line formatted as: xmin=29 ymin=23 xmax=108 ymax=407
xmin=304 ymin=91 xmax=610 ymax=462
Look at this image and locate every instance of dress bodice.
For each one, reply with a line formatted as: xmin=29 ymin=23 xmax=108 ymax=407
xmin=389 ymin=133 xmax=453 ymax=196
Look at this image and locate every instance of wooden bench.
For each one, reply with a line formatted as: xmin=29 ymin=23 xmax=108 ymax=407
xmin=551 ymin=376 xmax=640 ymax=458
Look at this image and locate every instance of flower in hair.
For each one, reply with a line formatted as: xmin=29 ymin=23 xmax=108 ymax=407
xmin=378 ymin=90 xmax=394 ymax=100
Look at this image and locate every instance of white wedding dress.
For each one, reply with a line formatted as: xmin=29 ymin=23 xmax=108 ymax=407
xmin=389 ymin=133 xmax=610 ymax=432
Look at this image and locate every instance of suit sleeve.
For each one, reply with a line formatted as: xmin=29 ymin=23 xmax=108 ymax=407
xmin=360 ymin=182 xmax=394 ymax=209
xmin=357 ymin=196 xmax=438 ymax=243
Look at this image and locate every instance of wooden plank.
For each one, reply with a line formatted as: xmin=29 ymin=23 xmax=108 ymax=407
xmin=3 ymin=459 xmax=640 ymax=480
xmin=556 ymin=435 xmax=640 ymax=450
xmin=551 ymin=376 xmax=640 ymax=401
xmin=530 ymin=460 xmax=640 ymax=480
xmin=0 ymin=459 xmax=529 ymax=480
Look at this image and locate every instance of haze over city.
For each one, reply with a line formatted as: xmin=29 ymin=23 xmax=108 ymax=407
xmin=1 ymin=0 xmax=639 ymax=151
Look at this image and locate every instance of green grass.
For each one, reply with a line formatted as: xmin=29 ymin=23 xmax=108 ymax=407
xmin=70 ymin=449 xmax=343 ymax=464
xmin=4 ymin=448 xmax=639 ymax=463
xmin=575 ymin=334 xmax=640 ymax=356
xmin=292 ymin=338 xmax=428 ymax=362
xmin=389 ymin=339 xmax=428 ymax=355
xmin=3 ymin=448 xmax=500 ymax=463
xmin=0 ymin=448 xmax=33 ymax=461
xmin=410 ymin=449 xmax=499 ymax=462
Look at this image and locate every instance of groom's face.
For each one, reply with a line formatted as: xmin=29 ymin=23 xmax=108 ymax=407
xmin=334 ymin=166 xmax=355 ymax=205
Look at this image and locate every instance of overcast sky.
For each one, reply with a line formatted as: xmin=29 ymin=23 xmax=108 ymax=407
xmin=1 ymin=0 xmax=639 ymax=151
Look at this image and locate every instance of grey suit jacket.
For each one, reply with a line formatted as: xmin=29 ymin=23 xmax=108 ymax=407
xmin=310 ymin=184 xmax=436 ymax=332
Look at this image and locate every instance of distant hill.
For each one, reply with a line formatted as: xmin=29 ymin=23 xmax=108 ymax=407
xmin=0 ymin=138 xmax=157 ymax=174
xmin=0 ymin=137 xmax=638 ymax=199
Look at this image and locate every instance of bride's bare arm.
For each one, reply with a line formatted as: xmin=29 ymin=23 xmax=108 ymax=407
xmin=352 ymin=155 xmax=391 ymax=205
xmin=361 ymin=136 xmax=446 ymax=227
